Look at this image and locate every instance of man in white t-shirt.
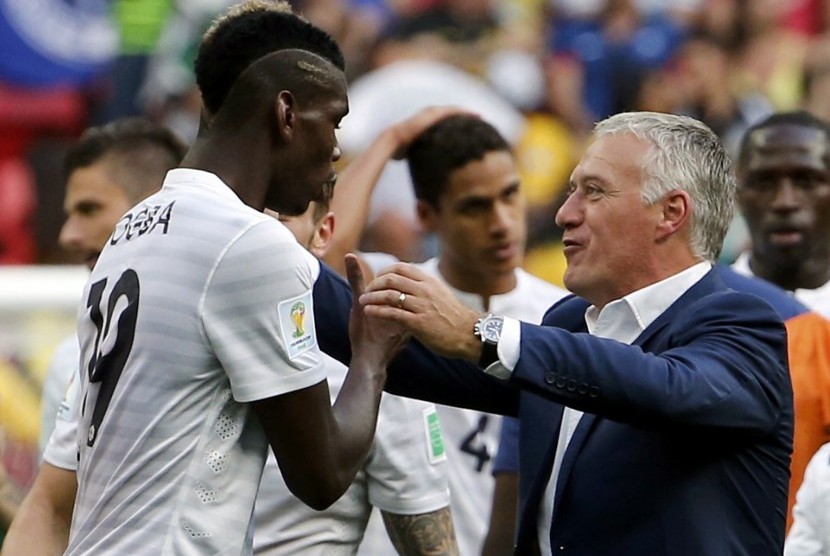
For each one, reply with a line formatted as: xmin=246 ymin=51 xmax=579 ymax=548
xmin=4 ymin=4 xmax=405 ymax=556
xmin=7 ymin=122 xmax=458 ymax=556
xmin=324 ymin=114 xmax=567 ymax=555
xmin=6 ymin=80 xmax=468 ymax=556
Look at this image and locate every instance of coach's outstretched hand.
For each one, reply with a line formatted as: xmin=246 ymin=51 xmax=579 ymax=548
xmin=361 ymin=262 xmax=482 ymax=362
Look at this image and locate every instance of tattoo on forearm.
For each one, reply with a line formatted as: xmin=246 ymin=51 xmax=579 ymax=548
xmin=383 ymin=507 xmax=459 ymax=556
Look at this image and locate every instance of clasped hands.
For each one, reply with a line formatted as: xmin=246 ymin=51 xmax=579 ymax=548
xmin=358 ymin=262 xmax=483 ymax=362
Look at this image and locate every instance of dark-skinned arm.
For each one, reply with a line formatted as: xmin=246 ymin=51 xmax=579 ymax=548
xmin=253 ymin=255 xmax=407 ymax=510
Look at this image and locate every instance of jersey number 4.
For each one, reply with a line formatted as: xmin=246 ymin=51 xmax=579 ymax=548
xmin=84 ymin=269 xmax=140 ymax=446
xmin=460 ymin=414 xmax=492 ymax=472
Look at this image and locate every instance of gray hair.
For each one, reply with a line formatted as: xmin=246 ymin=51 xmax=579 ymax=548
xmin=594 ymin=111 xmax=736 ymax=262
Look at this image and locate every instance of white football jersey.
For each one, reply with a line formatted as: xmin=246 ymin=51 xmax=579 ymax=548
xmin=39 ymin=335 xmax=79 ymax=455
xmin=66 ymin=169 xmax=327 ymax=556
xmin=43 ymin=362 xmax=81 ymax=472
xmin=360 ymin=257 xmax=568 ymax=556
xmin=253 ymin=353 xmax=449 ymax=555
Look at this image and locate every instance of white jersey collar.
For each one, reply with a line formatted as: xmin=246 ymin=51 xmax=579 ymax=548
xmin=162 ymin=168 xmax=243 ymax=204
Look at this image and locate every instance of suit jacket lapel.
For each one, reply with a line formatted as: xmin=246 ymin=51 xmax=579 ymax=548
xmin=548 ymin=269 xmax=724 ymax=518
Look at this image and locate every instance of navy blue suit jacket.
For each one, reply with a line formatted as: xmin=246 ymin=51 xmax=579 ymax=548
xmin=314 ymin=265 xmax=792 ymax=555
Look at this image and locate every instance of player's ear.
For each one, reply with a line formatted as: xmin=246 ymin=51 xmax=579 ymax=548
xmin=310 ymin=212 xmax=335 ymax=257
xmin=416 ymin=199 xmax=439 ymax=233
xmin=274 ymin=91 xmax=296 ymax=142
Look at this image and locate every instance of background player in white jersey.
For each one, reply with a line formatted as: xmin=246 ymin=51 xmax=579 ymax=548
xmin=64 ymin=4 xmax=405 ymax=555
xmin=254 ymin=183 xmax=457 ymax=555
xmin=3 ymin=118 xmax=188 ymax=555
xmin=323 ymin=114 xmax=568 ymax=555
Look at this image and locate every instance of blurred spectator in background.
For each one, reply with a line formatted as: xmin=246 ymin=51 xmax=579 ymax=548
xmin=544 ymin=0 xmax=688 ymax=136
xmin=737 ymin=0 xmax=807 ymax=112
xmin=337 ymin=59 xmax=526 ymax=262
xmin=733 ymin=111 xmax=830 ymax=528
xmin=91 ymin=0 xmax=175 ymax=123
xmin=671 ymin=31 xmax=773 ymax=155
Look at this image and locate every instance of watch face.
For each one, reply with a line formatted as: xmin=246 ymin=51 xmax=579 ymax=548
xmin=483 ymin=318 xmax=502 ymax=342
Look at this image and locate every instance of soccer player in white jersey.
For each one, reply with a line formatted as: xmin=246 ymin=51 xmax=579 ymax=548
xmin=254 ymin=186 xmax=457 ymax=555
xmin=4 ymin=115 xmax=456 ymax=555
xmin=323 ymin=114 xmax=568 ymax=555
xmin=58 ymin=5 xmax=402 ymax=556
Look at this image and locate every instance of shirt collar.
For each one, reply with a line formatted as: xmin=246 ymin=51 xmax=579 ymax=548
xmin=162 ymin=168 xmax=243 ymax=204
xmin=585 ymin=261 xmax=712 ymax=342
xmin=731 ymin=251 xmax=752 ymax=277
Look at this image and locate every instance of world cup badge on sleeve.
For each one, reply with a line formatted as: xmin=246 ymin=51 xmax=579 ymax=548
xmin=278 ymin=291 xmax=317 ymax=359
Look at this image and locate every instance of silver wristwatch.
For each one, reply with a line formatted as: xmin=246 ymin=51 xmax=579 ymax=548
xmin=474 ymin=314 xmax=503 ymax=368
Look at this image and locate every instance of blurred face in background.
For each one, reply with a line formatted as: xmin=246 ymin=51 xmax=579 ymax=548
xmin=738 ymin=123 xmax=830 ymax=280
xmin=59 ymin=159 xmax=134 ymax=270
xmin=420 ymin=150 xmax=525 ymax=292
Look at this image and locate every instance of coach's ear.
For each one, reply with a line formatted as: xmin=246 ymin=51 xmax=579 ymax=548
xmin=655 ymin=189 xmax=691 ymax=241
xmin=275 ymin=90 xmax=296 ymax=142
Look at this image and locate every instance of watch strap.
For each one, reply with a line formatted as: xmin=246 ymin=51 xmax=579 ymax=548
xmin=479 ymin=339 xmax=499 ymax=368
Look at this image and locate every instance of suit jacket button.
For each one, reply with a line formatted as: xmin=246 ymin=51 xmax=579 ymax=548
xmin=566 ymin=379 xmax=578 ymax=392
xmin=588 ymin=386 xmax=600 ymax=398
xmin=544 ymin=372 xmax=556 ymax=385
xmin=577 ymin=382 xmax=589 ymax=395
xmin=555 ymin=377 xmax=567 ymax=389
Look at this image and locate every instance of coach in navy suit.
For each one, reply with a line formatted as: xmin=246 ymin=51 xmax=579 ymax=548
xmin=341 ymin=111 xmax=793 ymax=555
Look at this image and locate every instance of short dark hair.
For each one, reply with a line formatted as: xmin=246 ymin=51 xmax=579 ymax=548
xmin=311 ymin=179 xmax=335 ymax=223
xmin=738 ymin=110 xmax=830 ymax=167
xmin=195 ymin=0 xmax=344 ymax=116
xmin=406 ymin=115 xmax=512 ymax=207
xmin=64 ymin=118 xmax=188 ymax=202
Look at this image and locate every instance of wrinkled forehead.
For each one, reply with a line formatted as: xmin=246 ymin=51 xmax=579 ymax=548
xmin=744 ymin=124 xmax=830 ymax=171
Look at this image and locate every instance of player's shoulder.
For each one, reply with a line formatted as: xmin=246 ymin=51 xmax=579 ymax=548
xmin=716 ymin=264 xmax=808 ymax=321
xmin=211 ymin=217 xmax=319 ymax=289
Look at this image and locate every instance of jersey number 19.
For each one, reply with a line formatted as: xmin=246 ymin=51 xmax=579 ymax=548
xmin=84 ymin=269 xmax=140 ymax=446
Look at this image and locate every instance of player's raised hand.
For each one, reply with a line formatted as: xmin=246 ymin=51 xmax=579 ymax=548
xmin=345 ymin=253 xmax=409 ymax=368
